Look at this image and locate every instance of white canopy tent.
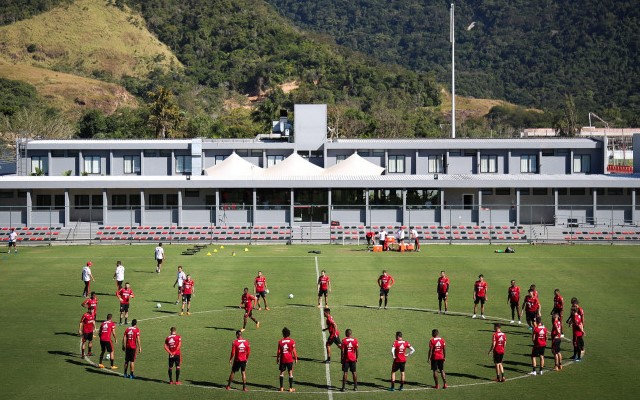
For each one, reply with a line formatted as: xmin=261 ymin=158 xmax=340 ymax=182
xmin=323 ymin=153 xmax=385 ymax=176
xmin=203 ymin=152 xmax=264 ymax=179
xmin=263 ymin=152 xmax=325 ymax=176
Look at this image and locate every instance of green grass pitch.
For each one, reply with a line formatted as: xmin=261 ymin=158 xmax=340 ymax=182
xmin=0 ymin=243 xmax=638 ymax=399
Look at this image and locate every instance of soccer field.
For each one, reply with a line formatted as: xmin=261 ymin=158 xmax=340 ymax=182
xmin=0 ymin=243 xmax=637 ymax=399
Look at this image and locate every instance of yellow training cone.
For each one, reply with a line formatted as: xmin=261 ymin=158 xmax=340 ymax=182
xmin=206 ymin=252 xmax=212 ymax=256
xmin=213 ymin=249 xmax=218 ymax=253
xmin=220 ymin=245 xmax=224 ymax=249
xmin=244 ymin=248 xmax=249 ymax=252
xmin=232 ymin=252 xmax=236 ymax=256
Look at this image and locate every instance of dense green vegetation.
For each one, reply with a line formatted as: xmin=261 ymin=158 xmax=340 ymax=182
xmin=266 ymin=0 xmax=640 ymax=126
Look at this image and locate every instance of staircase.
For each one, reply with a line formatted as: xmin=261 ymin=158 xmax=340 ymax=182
xmin=291 ymin=224 xmax=330 ymax=243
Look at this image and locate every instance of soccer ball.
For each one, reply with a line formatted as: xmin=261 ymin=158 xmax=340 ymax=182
xmin=105 ymin=353 xmax=110 ymax=360
xmin=288 ymin=294 xmax=294 ymax=299
xmin=266 ymin=289 xmax=270 ymax=294
xmin=156 ymin=303 xmax=162 ymax=308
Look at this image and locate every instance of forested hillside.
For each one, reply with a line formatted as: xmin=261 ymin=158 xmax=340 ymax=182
xmin=266 ymin=0 xmax=640 ymax=126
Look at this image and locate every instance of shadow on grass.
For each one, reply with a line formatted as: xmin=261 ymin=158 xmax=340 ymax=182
xmin=59 ymin=293 xmax=84 ymax=298
xmin=133 ymin=270 xmax=157 ymax=274
xmin=186 ymin=380 xmax=226 ymax=388
xmin=54 ymin=332 xmax=79 ymax=337
xmin=376 ymin=378 xmax=431 ymax=388
xmin=205 ymin=326 xmax=236 ymax=331
xmin=94 ymin=292 xmax=114 ymax=296
xmin=48 ymin=350 xmax=76 ymax=357
xmin=149 ymin=299 xmax=175 ymax=304
xmin=246 ymin=381 xmax=279 ymax=390
xmin=288 ymin=303 xmax=316 ymax=308
xmin=297 ymin=356 xmax=325 ymax=363
xmin=225 ymin=305 xmax=242 ymax=309
xmin=477 ymin=363 xmax=528 ymax=374
xmin=152 ymin=309 xmax=178 ymax=314
xmin=295 ymin=380 xmax=335 ymax=389
xmin=446 ymin=371 xmax=492 ymax=381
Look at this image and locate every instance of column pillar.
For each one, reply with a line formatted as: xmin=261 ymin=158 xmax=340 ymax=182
xmin=289 ymin=189 xmax=295 ymax=227
xmin=516 ymin=189 xmax=521 ymax=225
xmin=327 ymin=188 xmax=332 ymax=226
xmin=554 ymin=188 xmax=559 ymax=226
xmin=64 ymin=189 xmax=70 ymax=227
xmin=215 ymin=189 xmax=220 ymax=227
xmin=178 ymin=189 xmax=183 ymax=226
xmin=140 ymin=189 xmax=145 ymax=226
xmin=631 ymin=189 xmax=636 ymax=224
xmin=365 ymin=189 xmax=370 ymax=227
xmin=252 ymin=188 xmax=257 ymax=227
xmin=402 ymin=189 xmax=407 ymax=227
xmin=102 ymin=189 xmax=108 ymax=226
xmin=26 ymin=190 xmax=32 ymax=226
xmin=592 ymin=188 xmax=597 ymax=225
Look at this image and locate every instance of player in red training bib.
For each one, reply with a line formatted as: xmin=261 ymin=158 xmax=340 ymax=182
xmin=340 ymin=329 xmax=359 ymax=392
xmin=388 ymin=331 xmax=415 ymax=391
xmin=377 ymin=270 xmax=395 ymax=309
xmin=180 ymin=274 xmax=195 ymax=316
xmin=254 ymin=271 xmax=270 ymax=310
xmin=117 ymin=282 xmax=135 ymax=325
xmin=276 ymin=327 xmax=298 ymax=392
xmin=551 ymin=312 xmax=563 ymax=370
xmin=78 ymin=311 xmax=95 ymax=358
xmin=488 ymin=323 xmax=507 ymax=382
xmin=523 ymin=288 xmax=541 ymax=330
xmin=437 ymin=271 xmax=450 ymax=313
xmin=122 ymin=319 xmax=141 ymax=379
xmin=507 ymin=280 xmax=522 ymax=324
xmin=227 ymin=330 xmax=251 ymax=391
xmin=240 ymin=287 xmax=260 ymax=331
xmin=529 ymin=316 xmax=548 ymax=375
xmin=569 ymin=305 xmax=585 ymax=361
xmin=472 ymin=274 xmax=488 ymax=319
xmin=164 ymin=327 xmax=182 ymax=384
xmin=428 ymin=329 xmax=447 ymax=389
xmin=322 ymin=308 xmax=341 ymax=363
xmin=98 ymin=313 xmax=117 ymax=369
xmin=317 ymin=270 xmax=331 ymax=308
xmin=81 ymin=291 xmax=98 ymax=320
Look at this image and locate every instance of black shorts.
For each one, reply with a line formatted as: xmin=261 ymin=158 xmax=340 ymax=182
xmin=493 ymin=352 xmax=504 ymax=364
xmin=182 ymin=294 xmax=192 ymax=303
xmin=120 ymin=303 xmax=130 ymax=313
xmin=125 ymin=347 xmax=137 ymax=362
xmin=552 ymin=338 xmax=562 ymax=354
xmin=431 ymin=359 xmax=445 ymax=371
xmin=551 ymin=307 xmax=563 ymax=316
xmin=256 ymin=291 xmax=267 ymax=299
xmin=116 ymin=280 xmax=123 ymax=288
xmin=177 ymin=286 xmax=183 ymax=294
xmin=380 ymin=288 xmax=390 ymax=296
xmin=391 ymin=361 xmax=405 ymax=372
xmin=8 ymin=241 xmax=16 ymax=247
xmin=100 ymin=340 xmax=113 ymax=353
xmin=526 ymin=311 xmax=537 ymax=322
xmin=82 ymin=332 xmax=93 ymax=342
xmin=279 ymin=362 xmax=293 ymax=372
xmin=342 ymin=360 xmax=357 ymax=372
xmin=169 ymin=354 xmax=181 ymax=368
xmin=318 ymin=289 xmax=328 ymax=297
xmin=510 ymin=301 xmax=519 ymax=310
xmin=232 ymin=360 xmax=247 ymax=372
xmin=531 ymin=346 xmax=545 ymax=357
xmin=438 ymin=293 xmax=447 ymax=301
xmin=474 ymin=296 xmax=485 ymax=305
xmin=156 ymin=258 xmax=164 ymax=264
xmin=326 ymin=335 xmax=341 ymax=347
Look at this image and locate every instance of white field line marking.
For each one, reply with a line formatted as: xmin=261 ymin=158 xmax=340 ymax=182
xmin=78 ymin=304 xmax=575 ymax=393
xmin=316 ymin=256 xmax=334 ymax=400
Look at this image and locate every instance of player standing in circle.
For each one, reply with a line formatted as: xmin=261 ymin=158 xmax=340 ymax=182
xmin=551 ymin=289 xmax=564 ymax=336
xmin=507 ymin=280 xmax=522 ymax=324
xmin=472 ymin=274 xmax=488 ymax=319
xmin=254 ymin=271 xmax=270 ymax=310
xmin=437 ymin=271 xmax=450 ymax=313
xmin=173 ymin=266 xmax=187 ymax=305
xmin=340 ymin=329 xmax=359 ymax=392
xmin=113 ymin=261 xmax=125 ymax=291
xmin=523 ymin=288 xmax=541 ymax=330
xmin=410 ymin=227 xmax=420 ymax=251
xmin=81 ymin=291 xmax=98 ymax=320
xmin=164 ymin=327 xmax=182 ymax=385
xmin=551 ymin=312 xmax=563 ymax=370
xmin=78 ymin=310 xmax=96 ymax=358
xmin=226 ymin=330 xmax=251 ymax=391
xmin=122 ymin=319 xmax=141 ymax=379
xmin=428 ymin=329 xmax=447 ymax=389
xmin=155 ymin=242 xmax=165 ymax=273
xmin=388 ymin=331 xmax=415 ymax=391
xmin=180 ymin=274 xmax=194 ymax=316
xmin=276 ymin=327 xmax=298 ymax=392
xmin=323 ymin=308 xmax=341 ymax=363
xmin=7 ymin=227 xmax=17 ymax=253
xmin=568 ymin=305 xmax=585 ymax=361
xmin=98 ymin=313 xmax=117 ymax=369
xmin=566 ymin=297 xmax=585 ymax=326
xmin=81 ymin=261 xmax=95 ymax=298
xmin=317 ymin=270 xmax=331 ymax=308
xmin=377 ymin=270 xmax=395 ymax=309
xmin=529 ymin=316 xmax=548 ymax=375
xmin=488 ymin=323 xmax=507 ymax=382
xmin=117 ymin=282 xmax=135 ymax=325
xmin=529 ymin=284 xmax=541 ymax=316
xmin=240 ymin=287 xmax=259 ymax=331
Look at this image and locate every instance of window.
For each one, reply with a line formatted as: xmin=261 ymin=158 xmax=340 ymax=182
xmin=236 ymin=149 xmax=248 ymax=157
xmin=184 ymin=190 xmax=200 ymax=198
xmin=166 ymin=194 xmax=179 ymax=207
xmin=75 ymin=195 xmax=90 ymax=209
xmin=84 ymin=156 xmax=101 ymax=174
xmin=520 ymin=155 xmax=537 ymax=173
xmin=250 ymin=150 xmax=262 ymax=157
xmin=608 ymin=188 xmax=624 ymax=195
xmin=112 ymin=194 xmax=127 ymax=209
xmin=372 ymin=150 xmax=385 ymax=157
xmin=573 ymin=155 xmax=591 ymax=173
xmin=594 ymin=188 xmax=605 ymax=196
xmin=533 ymin=188 xmax=548 ymax=196
xmin=428 ymin=155 xmax=443 ymax=173
xmin=51 ymin=150 xmax=65 ymax=157
xmin=519 ymin=188 xmax=530 ymax=195
xmin=267 ymin=155 xmax=284 ymax=167
xmin=176 ymin=155 xmax=192 ymax=174
xmin=387 ymin=155 xmax=405 ymax=173
xmin=495 ymin=188 xmax=510 ymax=196
xmin=35 ymin=195 xmax=51 ymax=209
xmin=557 ymin=188 xmax=568 ymax=196
xmin=357 ymin=150 xmax=370 ymax=157
xmin=148 ymin=194 xmax=164 ymax=209
xmin=143 ymin=150 xmax=157 ymax=157
xmin=54 ymin=194 xmax=64 ymax=209
xmin=336 ymin=155 xmax=347 ymax=163
xmin=0 ymin=191 xmax=13 ymax=199
xmin=129 ymin=194 xmax=141 ymax=208
xmin=92 ymin=194 xmax=103 ymax=207
xmin=31 ymin=156 xmax=48 ymax=175
xmin=214 ymin=155 xmax=226 ymax=165
xmin=480 ymin=155 xmax=497 ymax=173
xmin=570 ymin=188 xmax=585 ymax=196
xmin=124 ymin=155 xmax=140 ymax=174
xmin=480 ymin=188 xmax=493 ymax=196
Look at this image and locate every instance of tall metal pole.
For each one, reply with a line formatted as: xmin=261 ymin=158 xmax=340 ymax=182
xmin=450 ymin=2 xmax=456 ymax=139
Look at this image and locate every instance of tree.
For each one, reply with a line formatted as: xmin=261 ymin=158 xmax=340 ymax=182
xmin=147 ymin=87 xmax=184 ymax=138
xmin=554 ymin=94 xmax=580 ymax=137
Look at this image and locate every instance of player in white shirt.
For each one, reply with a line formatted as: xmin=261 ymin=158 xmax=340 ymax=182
xmin=8 ymin=228 xmax=18 ymax=253
xmin=155 ymin=243 xmax=165 ymax=273
xmin=82 ymin=261 xmax=95 ymax=298
xmin=173 ymin=265 xmax=187 ymax=304
xmin=396 ymin=228 xmax=405 ymax=244
xmin=410 ymin=227 xmax=420 ymax=252
xmin=113 ymin=260 xmax=125 ymax=290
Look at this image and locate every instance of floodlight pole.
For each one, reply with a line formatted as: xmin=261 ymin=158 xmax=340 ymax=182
xmin=450 ymin=2 xmax=456 ymax=139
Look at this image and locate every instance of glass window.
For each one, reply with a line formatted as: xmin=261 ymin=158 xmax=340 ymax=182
xmin=92 ymin=194 xmax=103 ymax=207
xmin=176 ymin=155 xmax=192 ymax=174
xmin=495 ymin=188 xmax=510 ymax=196
xmin=428 ymin=155 xmax=443 ymax=173
xmin=533 ymin=188 xmax=548 ymax=196
xmin=31 ymin=156 xmax=48 ymax=175
xmin=184 ymin=190 xmax=200 ymax=198
xmin=35 ymin=195 xmax=51 ymax=209
xmin=519 ymin=188 xmax=530 ymax=195
xmin=480 ymin=155 xmax=497 ymax=173
xmin=569 ymin=188 xmax=585 ymax=196
xmin=112 ymin=194 xmax=127 ymax=208
xmin=143 ymin=150 xmax=157 ymax=157
xmin=166 ymin=194 xmax=179 ymax=207
xmin=267 ymin=155 xmax=284 ymax=167
xmin=214 ymin=155 xmax=226 ymax=165
xmin=369 ymin=189 xmax=403 ymax=205
xmin=388 ymin=155 xmax=405 ymax=173
xmin=608 ymin=188 xmax=624 ymax=195
xmin=357 ymin=150 xmax=370 ymax=157
xmin=480 ymin=188 xmax=493 ymax=195
xmin=75 ymin=195 xmax=90 ymax=209
xmin=148 ymin=194 xmax=164 ymax=209
xmin=250 ymin=149 xmax=262 ymax=157
xmin=573 ymin=155 xmax=591 ymax=173
xmin=124 ymin=155 xmax=140 ymax=174
xmin=54 ymin=194 xmax=64 ymax=209
xmin=336 ymin=155 xmax=347 ymax=163
xmin=130 ymin=194 xmax=141 ymax=208
xmin=406 ymin=189 xmax=439 ymax=207
xmin=84 ymin=156 xmax=101 ymax=174
xmin=520 ymin=155 xmax=537 ymax=173
xmin=332 ymin=189 xmax=365 ymax=206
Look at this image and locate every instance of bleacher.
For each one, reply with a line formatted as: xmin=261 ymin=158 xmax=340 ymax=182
xmin=0 ymin=226 xmax=62 ymax=242
xmin=94 ymin=225 xmax=292 ymax=243
xmin=562 ymin=228 xmax=640 ymax=242
xmin=330 ymin=225 xmax=528 ymax=243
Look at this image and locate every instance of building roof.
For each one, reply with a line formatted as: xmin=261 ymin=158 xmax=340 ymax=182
xmin=327 ymin=138 xmax=602 ymax=150
xmin=323 ymin=153 xmax=385 ymax=176
xmin=263 ymin=153 xmax=324 ymax=176
xmin=203 ymin=152 xmax=264 ymax=178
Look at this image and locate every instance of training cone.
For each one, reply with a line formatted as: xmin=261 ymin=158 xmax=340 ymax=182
xmin=244 ymin=248 xmax=248 ymax=252
xmin=213 ymin=249 xmax=218 ymax=253
xmin=220 ymin=245 xmax=224 ymax=249
xmin=206 ymin=252 xmax=212 ymax=256
xmin=232 ymin=252 xmax=236 ymax=256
